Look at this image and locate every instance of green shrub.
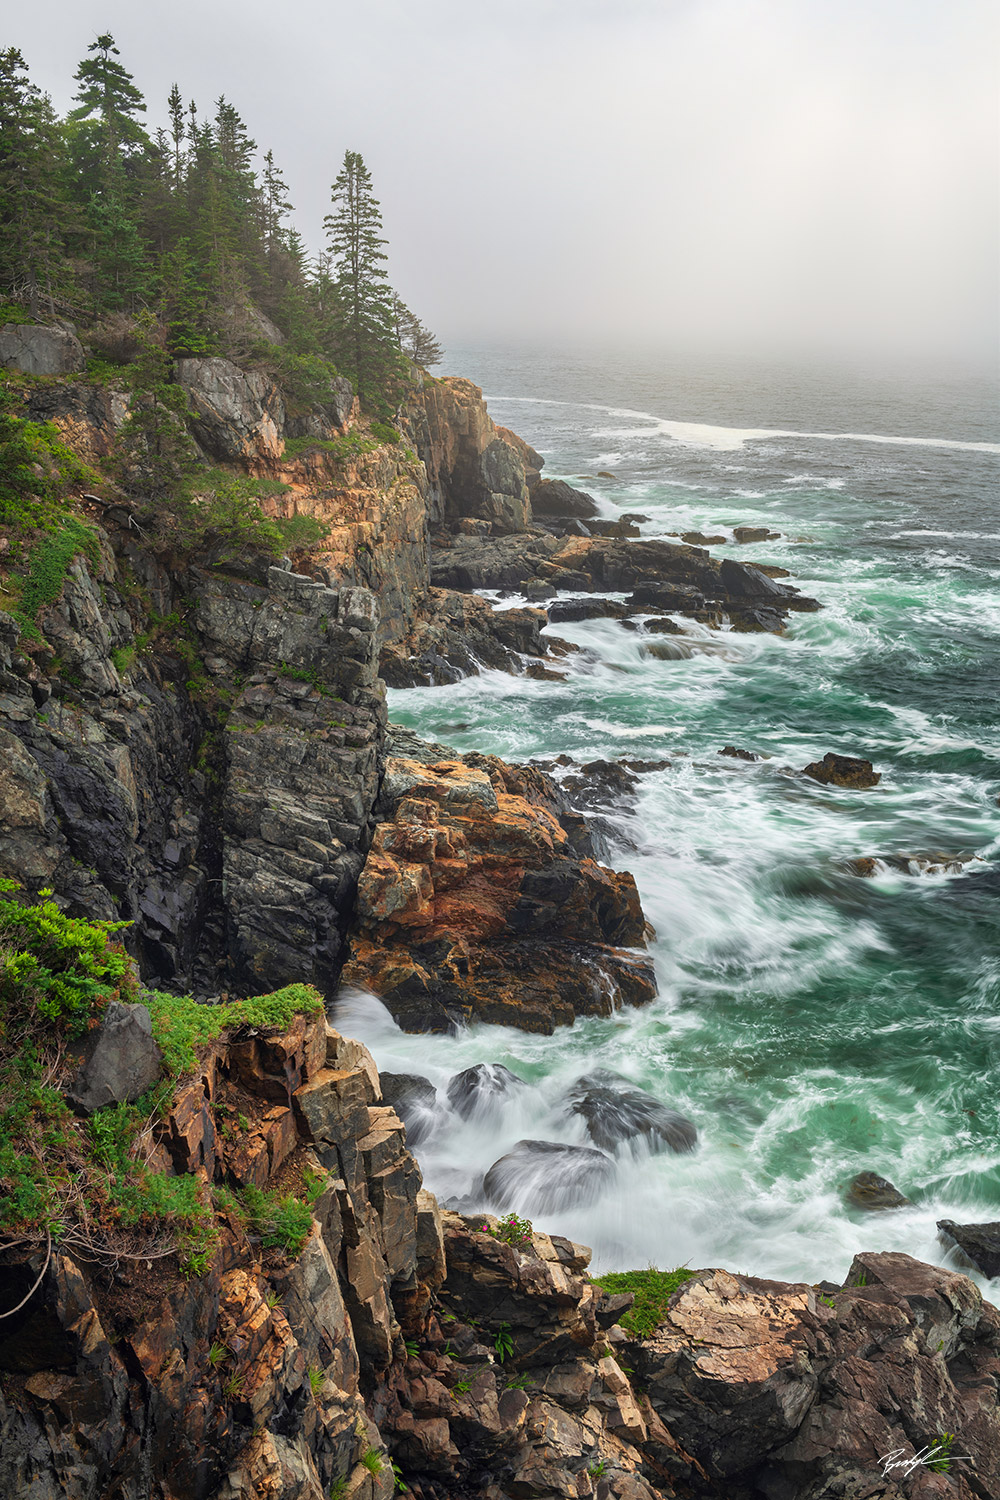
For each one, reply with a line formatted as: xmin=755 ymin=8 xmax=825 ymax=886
xmin=590 ymin=1267 xmax=695 ymax=1339
xmin=0 ymin=878 xmax=135 ymax=1036
xmin=370 ymin=421 xmax=399 ymax=445
xmin=238 ymin=1183 xmax=314 ymax=1255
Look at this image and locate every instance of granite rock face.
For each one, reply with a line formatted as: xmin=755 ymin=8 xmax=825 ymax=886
xmin=176 ymin=356 xmax=286 ymax=465
xmin=0 ymin=546 xmax=386 ymax=998
xmin=0 ymin=322 xmax=85 ymax=375
xmin=341 ymin=752 xmax=656 ymax=1033
xmin=413 ymin=376 xmax=532 ymax=535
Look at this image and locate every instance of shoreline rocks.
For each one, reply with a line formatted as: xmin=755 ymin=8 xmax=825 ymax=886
xmin=341 ymin=750 xmax=656 ymax=1034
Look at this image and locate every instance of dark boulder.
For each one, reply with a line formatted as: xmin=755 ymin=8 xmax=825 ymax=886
xmin=65 ymin=1001 xmax=163 ymax=1115
xmin=680 ymin=531 xmax=726 ymax=545
xmin=803 ymin=752 xmax=881 ymax=789
xmin=846 ymin=1170 xmax=911 ymax=1210
xmin=719 ymin=745 xmax=760 ymax=762
xmin=483 ymin=1138 xmax=615 ymax=1213
xmin=530 ymin=479 xmax=601 ymax=519
xmin=719 ymin=559 xmax=793 ymax=598
xmin=380 ymin=1072 xmax=439 ymax=1145
xmin=447 ymin=1063 xmax=527 ymax=1120
xmin=733 ymin=525 xmax=780 ymax=543
xmin=565 ymin=1069 xmax=697 ymax=1154
xmin=627 ymin=582 xmax=706 ymax=612
xmin=547 ymin=598 xmax=627 ymax=623
xmin=937 ymin=1219 xmax=1000 ymax=1278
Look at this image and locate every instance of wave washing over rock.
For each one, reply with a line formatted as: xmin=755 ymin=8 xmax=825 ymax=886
xmin=1 ymin=342 xmax=999 ymax=1497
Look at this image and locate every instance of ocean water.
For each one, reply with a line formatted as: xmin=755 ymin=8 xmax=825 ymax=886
xmin=338 ymin=346 xmax=1000 ymax=1287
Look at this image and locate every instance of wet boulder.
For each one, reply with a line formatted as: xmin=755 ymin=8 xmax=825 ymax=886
xmin=846 ymin=1170 xmax=911 ymax=1210
xmin=937 ymin=1219 xmax=1000 ymax=1279
xmin=733 ymin=525 xmax=780 ymax=543
xmin=719 ymin=745 xmax=760 ymax=762
xmin=626 ymin=582 xmax=706 ymax=612
xmin=530 ymin=478 xmax=601 ymax=519
xmin=483 ymin=1138 xmax=615 ymax=1213
xmin=680 ymin=530 xmax=727 ymax=545
xmin=803 ymin=752 xmax=881 ymax=789
xmin=380 ymin=1072 xmax=439 ymax=1145
xmin=565 ymin=1070 xmax=697 ymax=1155
xmin=446 ymin=1062 xmax=527 ymax=1120
xmin=547 ymin=598 xmax=627 ymax=623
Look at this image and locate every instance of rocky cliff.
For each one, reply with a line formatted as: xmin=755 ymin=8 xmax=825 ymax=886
xmin=4 ymin=340 xmax=995 ymax=1500
xmin=2 ymin=1006 xmax=997 ymax=1500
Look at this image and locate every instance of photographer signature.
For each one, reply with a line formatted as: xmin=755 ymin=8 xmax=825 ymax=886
xmin=879 ymin=1441 xmax=972 ymax=1479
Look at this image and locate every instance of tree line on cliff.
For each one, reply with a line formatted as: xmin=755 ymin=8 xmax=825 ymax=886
xmin=0 ymin=35 xmax=442 ymax=413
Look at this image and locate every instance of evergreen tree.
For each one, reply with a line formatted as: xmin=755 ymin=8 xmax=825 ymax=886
xmin=0 ymin=49 xmax=77 ymax=315
xmin=323 ymin=150 xmax=401 ymax=411
xmin=391 ymin=294 xmax=444 ymax=369
xmin=68 ymin=34 xmax=151 ymax=309
xmin=68 ymin=33 xmax=150 ymax=190
xmin=115 ymin=311 xmax=197 ymax=497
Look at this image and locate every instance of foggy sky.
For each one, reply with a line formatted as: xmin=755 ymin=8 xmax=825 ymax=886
xmin=9 ymin=0 xmax=998 ymax=365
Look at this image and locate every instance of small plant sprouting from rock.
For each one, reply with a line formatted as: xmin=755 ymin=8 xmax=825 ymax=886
xmin=927 ymin=1433 xmax=956 ymax=1474
xmin=504 ymin=1371 xmax=531 ymax=1390
xmin=403 ymin=1338 xmax=419 ymax=1358
xmin=361 ymin=1447 xmax=384 ymax=1475
xmin=308 ymin=1367 xmax=324 ymax=1397
xmin=819 ymin=1294 xmax=837 ymax=1309
xmin=493 ymin=1321 xmax=514 ymax=1362
xmin=587 ymin=1460 xmax=607 ymax=1478
xmin=329 ymin=1481 xmax=347 ymax=1500
xmin=264 ymin=1289 xmax=283 ymax=1310
xmin=391 ymin=1459 xmax=408 ymax=1492
xmin=483 ymin=1212 xmax=533 ymax=1248
xmin=208 ymin=1342 xmax=229 ymax=1367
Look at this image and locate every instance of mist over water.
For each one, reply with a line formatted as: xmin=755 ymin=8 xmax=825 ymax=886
xmin=337 ymin=347 xmax=1000 ymax=1288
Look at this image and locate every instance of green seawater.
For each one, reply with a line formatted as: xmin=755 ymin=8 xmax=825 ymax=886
xmin=337 ymin=349 xmax=1000 ymax=1284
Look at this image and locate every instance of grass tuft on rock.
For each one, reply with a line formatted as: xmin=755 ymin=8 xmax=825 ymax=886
xmin=144 ymin=983 xmax=323 ymax=1078
xmin=592 ymin=1267 xmax=695 ymax=1338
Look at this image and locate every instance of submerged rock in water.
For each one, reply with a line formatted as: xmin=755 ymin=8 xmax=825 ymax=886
xmin=380 ymin=1071 xmax=439 ymax=1145
xmin=803 ymin=752 xmax=881 ymax=789
xmin=680 ymin=530 xmax=727 ymax=545
xmin=446 ymin=1062 xmax=526 ymax=1119
xmin=733 ymin=525 xmax=781 ymax=543
xmin=850 ymin=851 xmax=976 ymax=877
xmin=565 ymin=1069 xmax=698 ymax=1154
xmin=847 ymin=1170 xmax=911 ymax=1210
xmin=483 ymin=1138 xmax=615 ymax=1213
xmin=719 ymin=745 xmax=761 ymax=761
xmin=937 ymin=1219 xmax=1000 ymax=1279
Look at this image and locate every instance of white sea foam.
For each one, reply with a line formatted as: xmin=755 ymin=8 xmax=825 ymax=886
xmin=488 ymin=394 xmax=1000 ymax=455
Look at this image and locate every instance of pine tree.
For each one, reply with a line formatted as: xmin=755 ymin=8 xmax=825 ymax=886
xmin=0 ymin=49 xmax=77 ymax=316
xmin=323 ymin=150 xmax=402 ymax=412
xmin=391 ymin=294 xmax=444 ymax=369
xmin=68 ymin=34 xmax=151 ymax=309
xmin=115 ymin=311 xmax=197 ymax=497
xmin=68 ymin=33 xmax=150 ymax=190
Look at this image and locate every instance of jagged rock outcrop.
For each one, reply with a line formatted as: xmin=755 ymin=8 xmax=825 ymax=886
xmin=176 ymin=356 xmax=287 ymax=466
xmin=0 ymin=322 xmax=85 ymax=376
xmin=633 ymin=1253 xmax=1000 ymax=1499
xmin=0 ymin=1014 xmax=427 ymax=1500
xmin=411 ymin=377 xmax=532 ymax=534
xmin=342 ymin=751 xmax=656 ymax=1033
xmin=23 ymin=378 xmax=130 ymax=459
xmin=0 ymin=543 xmax=386 ymax=995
